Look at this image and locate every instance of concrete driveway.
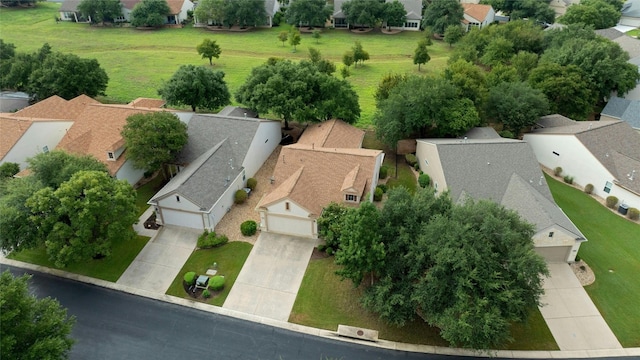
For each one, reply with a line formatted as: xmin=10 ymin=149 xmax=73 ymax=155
xmin=117 ymin=225 xmax=199 ymax=293
xmin=223 ymin=232 xmax=317 ymax=322
xmin=539 ymin=262 xmax=622 ymax=351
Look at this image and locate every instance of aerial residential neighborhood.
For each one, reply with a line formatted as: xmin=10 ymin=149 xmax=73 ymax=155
xmin=1 ymin=0 xmax=639 ymax=359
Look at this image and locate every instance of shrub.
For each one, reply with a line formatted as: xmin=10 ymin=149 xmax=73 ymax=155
xmin=554 ymin=167 xmax=562 ymax=177
xmin=208 ymin=275 xmax=225 ymax=291
xmin=605 ymin=196 xmax=618 ymax=209
xmin=184 ymin=271 xmax=197 ymax=286
xmin=414 ymin=162 xmax=420 ymax=171
xmin=563 ymin=175 xmax=574 ymax=184
xmin=377 ymin=183 xmax=387 ymax=193
xmin=0 ymin=162 xmax=19 ymax=178
xmin=234 ymin=189 xmax=248 ymax=204
xmin=198 ymin=231 xmax=228 ymax=248
xmin=246 ymin=177 xmax=257 ymax=190
xmin=240 ymin=220 xmax=257 ymax=236
xmin=373 ymin=187 xmax=383 ymax=201
xmin=584 ymin=184 xmax=594 ymax=194
xmin=418 ymin=173 xmax=431 ymax=188
xmin=499 ymin=130 xmax=514 ymax=139
xmin=575 ymin=254 xmax=581 ymax=262
xmin=202 ymin=289 xmax=211 ymax=298
xmin=405 ymin=153 xmax=417 ymax=166
xmin=211 ymin=234 xmax=228 ymax=247
xmin=379 ymin=165 xmax=389 ymax=179
xmin=628 ymin=207 xmax=639 ymax=220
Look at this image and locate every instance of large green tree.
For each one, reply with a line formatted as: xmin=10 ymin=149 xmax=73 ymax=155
xmin=443 ymin=24 xmax=464 ymax=47
xmin=27 ymin=170 xmax=138 ymax=267
xmin=235 ymin=59 xmax=360 ymax=128
xmin=197 ymin=38 xmax=222 ymax=65
xmin=444 ymin=59 xmax=488 ymax=108
xmin=482 ymin=0 xmax=555 ymax=23
xmin=0 ymin=270 xmax=75 ymax=360
xmin=342 ymin=0 xmax=386 ymax=28
xmin=351 ymin=41 xmax=370 ymax=67
xmin=77 ymin=0 xmax=123 ymax=24
xmin=382 ymin=0 xmax=407 ymax=28
xmin=27 ymin=150 xmax=108 ymax=190
xmin=528 ymin=63 xmax=596 ymax=120
xmin=485 ymin=81 xmax=549 ymax=134
xmin=121 ymin=112 xmax=188 ymax=172
xmin=158 ymin=64 xmax=231 ymax=112
xmin=0 ymin=177 xmax=42 ymax=253
xmin=559 ymin=0 xmax=621 ymax=29
xmin=194 ymin=0 xmax=225 ymax=25
xmin=285 ymin=0 xmax=332 ymax=27
xmin=130 ymin=0 xmax=170 ymax=27
xmin=422 ymin=0 xmax=464 ymax=34
xmin=224 ymin=0 xmax=267 ymax=27
xmin=413 ymin=39 xmax=431 ymax=71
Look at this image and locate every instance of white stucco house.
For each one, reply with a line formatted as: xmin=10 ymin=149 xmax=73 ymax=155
xmin=416 ymin=127 xmax=586 ymax=263
xmin=524 ymin=115 xmax=640 ymax=211
xmin=148 ymin=109 xmax=281 ymax=231
xmin=461 ymin=3 xmax=495 ymax=31
xmin=385 ymin=0 xmax=422 ymax=31
xmin=256 ymin=119 xmax=384 ymax=239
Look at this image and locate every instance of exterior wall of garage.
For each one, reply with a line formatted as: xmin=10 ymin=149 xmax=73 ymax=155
xmin=159 ymin=208 xmax=205 ymax=229
xmin=258 ymin=199 xmax=318 ymax=238
xmin=243 ymin=121 xmax=281 ymax=178
xmin=116 ymin=160 xmax=146 ymax=186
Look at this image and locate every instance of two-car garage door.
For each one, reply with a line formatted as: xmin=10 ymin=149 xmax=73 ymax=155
xmin=159 ymin=209 xmax=204 ymax=230
xmin=535 ymin=246 xmax=571 ymax=263
xmin=265 ymin=214 xmax=315 ymax=238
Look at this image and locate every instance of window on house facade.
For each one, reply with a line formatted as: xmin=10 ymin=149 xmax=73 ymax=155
xmin=548 ymin=231 xmax=554 ymax=237
xmin=604 ymin=181 xmax=613 ymax=193
xmin=42 ymin=145 xmax=49 ymax=153
xmin=176 ymin=195 xmax=180 ymax=202
xmin=107 ymin=152 xmax=115 ymax=160
xmin=345 ymin=194 xmax=357 ymax=202
xmin=285 ymin=202 xmax=290 ymax=210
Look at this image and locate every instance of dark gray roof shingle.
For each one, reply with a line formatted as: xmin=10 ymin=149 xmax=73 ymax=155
xmin=602 ymin=97 xmax=631 ymax=119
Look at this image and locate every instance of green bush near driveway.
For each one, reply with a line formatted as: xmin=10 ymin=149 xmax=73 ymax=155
xmin=240 ymin=220 xmax=257 ymax=236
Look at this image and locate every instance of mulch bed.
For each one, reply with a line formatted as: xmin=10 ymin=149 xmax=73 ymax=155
xmin=310 ymin=247 xmax=330 ymax=260
xmin=181 ymin=280 xmax=222 ymax=300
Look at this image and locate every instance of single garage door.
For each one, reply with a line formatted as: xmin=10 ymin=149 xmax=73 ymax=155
xmin=535 ymin=246 xmax=571 ymax=263
xmin=160 ymin=209 xmax=203 ymax=230
xmin=266 ymin=214 xmax=313 ymax=238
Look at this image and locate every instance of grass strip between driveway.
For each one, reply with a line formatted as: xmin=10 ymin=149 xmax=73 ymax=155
xmin=546 ymin=174 xmax=640 ymax=347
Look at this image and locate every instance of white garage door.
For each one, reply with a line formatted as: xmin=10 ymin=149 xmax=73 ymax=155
xmin=266 ymin=215 xmax=313 ymax=238
xmin=160 ymin=209 xmax=203 ymax=230
xmin=535 ymin=246 xmax=571 ymax=263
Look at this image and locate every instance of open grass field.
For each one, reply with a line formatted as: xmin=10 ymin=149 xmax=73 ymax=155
xmin=290 ymin=257 xmax=558 ymax=350
xmin=0 ymin=2 xmax=453 ymax=127
xmin=165 ymin=241 xmax=252 ymax=307
xmin=7 ymin=235 xmax=151 ymax=282
xmin=546 ymin=174 xmax=640 ymax=347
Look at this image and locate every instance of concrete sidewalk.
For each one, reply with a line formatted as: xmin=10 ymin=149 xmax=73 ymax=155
xmin=539 ymin=263 xmax=622 ymax=351
xmin=117 ymin=225 xmax=199 ymax=294
xmin=223 ymin=233 xmax=317 ymax=322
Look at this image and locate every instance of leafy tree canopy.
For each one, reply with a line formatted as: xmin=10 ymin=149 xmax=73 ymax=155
xmin=443 ymin=24 xmax=464 ymax=47
xmin=194 ymin=0 xmax=225 ymax=25
xmin=423 ymin=0 xmax=464 ymax=34
xmin=77 ymin=0 xmax=123 ymax=24
xmin=383 ymin=0 xmax=407 ymax=27
xmin=559 ymin=0 xmax=621 ymax=29
xmin=0 ymin=270 xmax=76 ymax=360
xmin=413 ymin=39 xmax=431 ymax=71
xmin=158 ymin=64 xmax=231 ymax=111
xmin=224 ymin=0 xmax=267 ymax=27
xmin=27 ymin=170 xmax=138 ymax=267
xmin=0 ymin=162 xmax=20 ymax=178
xmin=27 ymin=150 xmax=109 ymax=190
xmin=121 ymin=112 xmax=188 ymax=172
xmin=197 ymin=38 xmax=222 ymax=65
xmin=351 ymin=41 xmax=370 ymax=66
xmin=482 ymin=0 xmax=555 ymax=23
xmin=342 ymin=0 xmax=386 ymax=28
xmin=285 ymin=0 xmax=332 ymax=27
xmin=485 ymin=81 xmax=549 ymax=134
xmin=131 ymin=0 xmax=170 ymax=27
xmin=444 ymin=59 xmax=488 ymax=108
xmin=0 ymin=177 xmax=42 ymax=253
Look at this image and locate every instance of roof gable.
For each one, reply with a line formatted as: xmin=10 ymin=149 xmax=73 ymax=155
xmin=297 ymin=119 xmax=364 ymax=149
xmin=462 ymin=3 xmax=492 ymax=22
xmin=601 ymin=97 xmax=631 ymax=119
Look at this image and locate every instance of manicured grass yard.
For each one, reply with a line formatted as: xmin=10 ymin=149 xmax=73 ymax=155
xmin=165 ymin=241 xmax=252 ymax=306
xmin=290 ymin=257 xmax=558 ymax=350
xmin=134 ymin=174 xmax=167 ymax=216
xmin=546 ymin=174 xmax=640 ymax=347
xmin=0 ymin=2 xmax=453 ymax=127
xmin=7 ymin=235 xmax=150 ymax=282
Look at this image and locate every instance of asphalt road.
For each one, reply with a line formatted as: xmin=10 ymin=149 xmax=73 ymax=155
xmin=2 ymin=265 xmax=637 ymax=360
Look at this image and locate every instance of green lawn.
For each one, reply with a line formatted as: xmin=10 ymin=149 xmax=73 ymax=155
xmin=165 ymin=241 xmax=252 ymax=306
xmin=626 ymin=29 xmax=639 ymax=37
xmin=0 ymin=2 xmax=453 ymax=127
xmin=7 ymin=235 xmax=150 ymax=282
xmin=134 ymin=174 xmax=167 ymax=216
xmin=290 ymin=257 xmax=558 ymax=350
xmin=546 ymin=174 xmax=640 ymax=347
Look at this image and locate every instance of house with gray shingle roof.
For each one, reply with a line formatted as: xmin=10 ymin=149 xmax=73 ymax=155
xmin=524 ymin=116 xmax=640 ymax=212
xmin=416 ymin=127 xmax=586 ymax=263
xmin=601 ymin=96 xmax=640 ymax=132
xmin=385 ymin=0 xmax=422 ymax=31
xmin=148 ymin=109 xmax=281 ymax=230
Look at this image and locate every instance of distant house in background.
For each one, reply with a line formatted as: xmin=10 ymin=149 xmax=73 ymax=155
xmin=601 ymin=97 xmax=640 ymax=133
xmin=385 ymin=0 xmax=422 ymax=31
xmin=416 ymin=127 xmax=586 ymax=263
xmin=620 ymin=0 xmax=640 ymax=27
xmin=332 ymin=0 xmax=349 ymax=28
xmin=524 ymin=115 xmax=640 ymax=211
xmin=549 ymin=0 xmax=580 ymax=17
xmin=257 ymin=119 xmax=384 ymax=239
xmin=461 ymin=3 xmax=495 ymax=31
xmin=59 ymin=0 xmax=89 ymax=22
xmin=264 ymin=0 xmax=281 ymax=27
xmin=0 ymin=91 xmax=30 ymax=113
xmin=148 ymin=109 xmax=281 ymax=230
xmin=59 ymin=0 xmax=194 ymax=24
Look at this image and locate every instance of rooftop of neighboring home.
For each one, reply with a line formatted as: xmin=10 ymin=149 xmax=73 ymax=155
xmin=0 ymin=114 xmax=71 ymax=162
xmin=595 ymin=27 xmax=625 ymax=41
xmin=12 ymin=94 xmax=99 ymax=120
xmin=258 ymin=120 xmax=382 ymax=216
xmin=386 ymin=0 xmax=422 ymax=20
xmin=601 ymin=96 xmax=640 ymax=129
xmin=529 ymin=117 xmax=640 ymax=194
xmin=59 ymin=0 xmax=82 ymax=12
xmin=129 ymin=97 xmax=166 ymax=108
xmin=333 ymin=0 xmax=346 ymax=17
xmin=462 ymin=3 xmax=493 ymax=22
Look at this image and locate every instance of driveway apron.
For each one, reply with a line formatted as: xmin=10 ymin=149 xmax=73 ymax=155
xmin=223 ymin=233 xmax=317 ymax=322
xmin=117 ymin=225 xmax=199 ymax=294
xmin=539 ymin=262 xmax=622 ymax=351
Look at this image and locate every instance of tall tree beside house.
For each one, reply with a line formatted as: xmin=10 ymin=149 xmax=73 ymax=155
xmin=224 ymin=0 xmax=267 ymax=27
xmin=0 ymin=271 xmax=76 ymax=360
xmin=559 ymin=0 xmax=621 ymax=30
xmin=158 ymin=64 xmax=231 ymax=112
xmin=121 ymin=112 xmax=188 ymax=173
xmin=413 ymin=39 xmax=430 ymax=71
xmin=130 ymin=0 xmax=170 ymax=28
xmin=194 ymin=0 xmax=226 ymax=25
xmin=485 ymin=81 xmax=549 ymax=134
xmin=482 ymin=0 xmax=555 ymax=24
xmin=382 ymin=0 xmax=407 ymax=28
xmin=77 ymin=0 xmax=123 ymax=25
xmin=342 ymin=0 xmax=386 ymax=28
xmin=27 ymin=150 xmax=109 ymax=190
xmin=27 ymin=170 xmax=138 ymax=268
xmin=444 ymin=59 xmax=488 ymax=109
xmin=422 ymin=0 xmax=463 ymax=35
xmin=197 ymin=39 xmax=222 ymax=65
xmin=285 ymin=0 xmax=332 ymax=27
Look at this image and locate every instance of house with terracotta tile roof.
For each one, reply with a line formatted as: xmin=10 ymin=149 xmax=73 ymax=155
xmin=148 ymin=109 xmax=281 ymax=230
xmin=524 ymin=115 xmax=640 ymax=212
xmin=416 ymin=127 xmax=586 ymax=263
xmin=461 ymin=3 xmax=495 ymax=31
xmin=256 ymin=119 xmax=384 ymax=238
